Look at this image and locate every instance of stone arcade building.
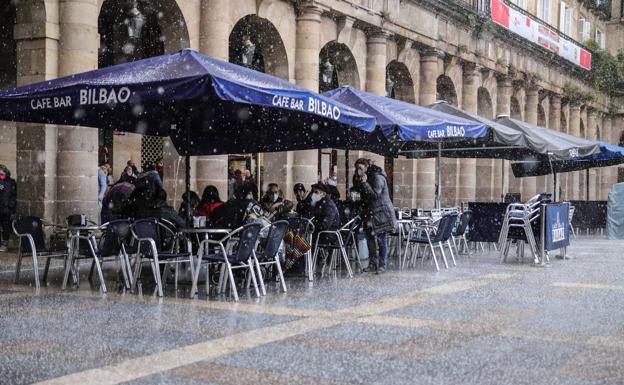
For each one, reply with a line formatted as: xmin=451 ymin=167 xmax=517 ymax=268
xmin=1 ymin=0 xmax=624 ymax=222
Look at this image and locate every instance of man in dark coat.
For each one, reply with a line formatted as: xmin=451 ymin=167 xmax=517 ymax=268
xmin=294 ymin=183 xmax=313 ymax=219
xmin=310 ymin=184 xmax=341 ymax=245
xmin=0 ymin=165 xmax=17 ymax=252
xmin=352 ymin=158 xmax=397 ymax=273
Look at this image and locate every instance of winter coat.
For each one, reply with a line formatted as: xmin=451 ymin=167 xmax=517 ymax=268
xmin=195 ymin=201 xmax=224 ymax=218
xmin=296 ymin=194 xmax=313 ymax=219
xmin=0 ymin=166 xmax=17 ymax=216
xmin=352 ymin=164 xmax=397 ymax=234
xmin=136 ymin=201 xmax=186 ymax=229
xmin=98 ymin=168 xmax=108 ymax=202
xmin=312 ymin=196 xmax=341 ymax=244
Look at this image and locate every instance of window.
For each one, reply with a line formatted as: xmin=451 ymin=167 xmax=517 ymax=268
xmin=577 ymin=18 xmax=591 ymax=42
xmin=509 ymin=0 xmax=527 ymax=9
xmin=596 ymin=29 xmax=605 ymax=49
xmin=559 ymin=2 xmax=573 ymax=36
xmin=538 ymin=0 xmax=551 ymax=24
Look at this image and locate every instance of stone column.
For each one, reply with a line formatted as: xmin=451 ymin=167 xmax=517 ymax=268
xmin=568 ymin=103 xmax=582 ymax=199
xmin=56 ymin=0 xmax=99 ymax=222
xmin=458 ymin=62 xmax=478 ymax=204
xmin=579 ymin=106 xmax=589 ymax=200
xmin=14 ymin=3 xmax=60 ymax=221
xmin=587 ymin=109 xmax=598 ymax=200
xmin=601 ymin=115 xmax=614 ymax=199
xmin=363 ymin=31 xmax=388 ymax=172
xmin=192 ymin=0 xmax=231 ymax=200
xmin=494 ymin=75 xmax=512 ymax=201
xmin=291 ymin=6 xmax=324 ymax=194
xmin=416 ymin=49 xmax=440 ymax=208
xmin=522 ymin=86 xmax=539 ymax=200
xmin=549 ymin=95 xmax=562 ymax=200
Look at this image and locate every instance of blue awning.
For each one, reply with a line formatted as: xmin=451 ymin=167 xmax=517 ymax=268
xmin=322 ymin=86 xmax=488 ymax=142
xmin=0 ymin=49 xmax=379 ymax=155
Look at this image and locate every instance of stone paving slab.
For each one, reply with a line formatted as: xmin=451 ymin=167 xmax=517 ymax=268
xmin=0 ymin=237 xmax=623 ymax=384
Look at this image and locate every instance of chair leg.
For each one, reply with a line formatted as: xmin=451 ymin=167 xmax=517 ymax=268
xmin=274 ymin=257 xmax=287 ymax=293
xmin=151 ymin=256 xmax=164 ymax=297
xmin=254 ymin=256 xmax=266 ymax=296
xmin=463 ymin=236 xmax=471 ymax=257
xmin=42 ymin=258 xmax=51 ymax=285
xmin=447 ymin=240 xmax=457 ymax=266
xmin=32 ymin=251 xmax=41 ymax=290
xmin=226 ymin=263 xmax=239 ymax=301
xmin=118 ymin=252 xmax=130 ymax=289
xmin=338 ymin=238 xmax=353 ymax=278
xmin=438 ymin=242 xmax=449 ymax=269
xmin=247 ymin=260 xmax=260 ymax=298
xmin=92 ymin=256 xmax=107 ymax=294
xmin=430 ymin=244 xmax=440 ymax=271
xmin=88 ymin=260 xmax=95 ymax=283
xmin=15 ymin=247 xmax=23 ymax=284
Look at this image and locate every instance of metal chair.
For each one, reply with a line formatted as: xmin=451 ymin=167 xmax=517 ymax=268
xmin=284 ymin=216 xmax=315 ymax=281
xmin=311 ymin=216 xmax=359 ymax=278
xmin=130 ymin=218 xmax=194 ymax=297
xmin=12 ymin=216 xmax=67 ymax=289
xmin=253 ymin=220 xmax=289 ymax=295
xmin=191 ymin=222 xmax=262 ymax=301
xmin=403 ymin=213 xmax=458 ymax=271
xmin=452 ymin=210 xmax=472 ymax=257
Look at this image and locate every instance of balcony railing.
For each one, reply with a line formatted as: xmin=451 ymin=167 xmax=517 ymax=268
xmin=585 ymin=0 xmax=612 ymax=19
xmin=452 ymin=0 xmax=490 ymax=16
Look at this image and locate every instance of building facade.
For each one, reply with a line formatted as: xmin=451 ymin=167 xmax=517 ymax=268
xmin=1 ymin=0 xmax=624 ymax=222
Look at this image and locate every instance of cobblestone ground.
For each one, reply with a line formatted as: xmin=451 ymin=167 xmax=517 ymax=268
xmin=0 ymin=236 xmax=623 ymax=385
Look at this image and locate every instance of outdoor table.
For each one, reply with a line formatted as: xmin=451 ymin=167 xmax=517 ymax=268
xmin=62 ymin=225 xmax=102 ymax=289
xmin=179 ymin=228 xmax=231 ymax=298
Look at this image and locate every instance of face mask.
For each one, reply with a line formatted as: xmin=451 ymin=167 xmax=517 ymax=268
xmin=246 ymin=193 xmax=253 ymax=200
xmin=328 ymin=176 xmax=337 ymax=186
xmin=0 ymin=175 xmax=5 ymax=181
xmin=310 ymin=193 xmax=321 ymax=206
xmin=272 ymin=193 xmax=279 ymax=202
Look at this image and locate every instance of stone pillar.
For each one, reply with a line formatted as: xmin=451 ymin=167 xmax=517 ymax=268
xmin=569 ymin=103 xmax=582 ymax=200
xmin=14 ymin=3 xmax=60 ymax=221
xmin=363 ymin=31 xmax=388 ymax=172
xmin=458 ymin=62 xmax=478 ymax=204
xmin=416 ymin=49 xmax=440 ymax=208
xmin=291 ymin=6 xmax=324 ymax=193
xmin=579 ymin=106 xmax=589 ymax=200
xmin=587 ymin=110 xmax=598 ymax=200
xmin=601 ymin=115 xmax=614 ymax=199
xmin=192 ymin=0 xmax=231 ymax=200
xmin=494 ymin=75 xmax=512 ymax=201
xmin=549 ymin=95 xmax=562 ymax=200
xmin=56 ymin=0 xmax=100 ymax=222
xmin=522 ymin=86 xmax=539 ymax=200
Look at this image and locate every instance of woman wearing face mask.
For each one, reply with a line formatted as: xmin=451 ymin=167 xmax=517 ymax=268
xmin=118 ymin=165 xmax=138 ymax=184
xmin=0 ymin=165 xmax=17 ymax=252
xmin=261 ymin=183 xmax=283 ymax=213
xmin=310 ymin=184 xmax=340 ymax=245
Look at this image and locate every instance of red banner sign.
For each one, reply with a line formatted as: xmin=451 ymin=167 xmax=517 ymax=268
xmin=491 ymin=0 xmax=592 ymax=70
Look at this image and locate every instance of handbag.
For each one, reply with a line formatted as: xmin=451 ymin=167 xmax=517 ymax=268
xmin=282 ymin=229 xmax=311 ymax=271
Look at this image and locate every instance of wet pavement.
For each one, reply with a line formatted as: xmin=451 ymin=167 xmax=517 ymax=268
xmin=1 ymin=237 xmax=623 ymax=385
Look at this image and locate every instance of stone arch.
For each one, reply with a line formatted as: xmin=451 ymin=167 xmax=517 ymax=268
xmin=580 ymin=118 xmax=586 ymax=137
xmin=319 ymin=41 xmax=360 ymax=92
xmin=229 ymin=14 xmax=289 ymax=79
xmin=510 ymin=97 xmax=522 ymax=120
xmin=436 ymin=75 xmax=458 ymax=106
xmin=386 ymin=60 xmax=415 ymax=103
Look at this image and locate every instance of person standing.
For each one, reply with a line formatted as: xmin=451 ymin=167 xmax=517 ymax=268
xmin=352 ymin=159 xmax=396 ymax=273
xmin=0 ymin=165 xmax=17 ymax=252
xmin=98 ymin=163 xmax=111 ymax=208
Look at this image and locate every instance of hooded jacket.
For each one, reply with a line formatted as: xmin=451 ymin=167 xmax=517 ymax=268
xmin=0 ymin=165 xmax=17 ymax=216
xmin=353 ymin=164 xmax=397 ymax=233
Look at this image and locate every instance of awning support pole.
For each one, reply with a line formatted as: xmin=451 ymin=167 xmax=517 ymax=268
xmin=345 ymin=149 xmax=350 ymax=193
xmin=435 ymin=142 xmax=441 ymax=209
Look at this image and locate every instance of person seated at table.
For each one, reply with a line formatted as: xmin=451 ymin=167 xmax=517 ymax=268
xmin=135 ymin=186 xmax=186 ymax=229
xmin=310 ymin=184 xmax=340 ymax=245
xmin=101 ymin=179 xmax=135 ymax=224
xmin=195 ymin=185 xmax=224 ymax=218
xmin=210 ymin=184 xmax=259 ymax=230
xmin=294 ymin=183 xmax=313 ymax=219
xmin=178 ymin=190 xmax=200 ymax=221
xmin=260 ymin=183 xmax=283 ymax=213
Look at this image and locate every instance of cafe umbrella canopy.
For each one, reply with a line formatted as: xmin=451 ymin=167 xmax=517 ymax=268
xmin=0 ymin=49 xmax=380 ymax=218
xmin=322 ymin=86 xmax=491 ymax=207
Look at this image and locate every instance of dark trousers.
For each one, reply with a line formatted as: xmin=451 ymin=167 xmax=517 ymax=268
xmin=365 ymin=228 xmax=388 ymax=269
xmin=0 ymin=215 xmax=11 ymax=242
